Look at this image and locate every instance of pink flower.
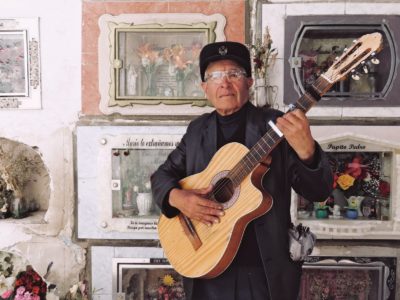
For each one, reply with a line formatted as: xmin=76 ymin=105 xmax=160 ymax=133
xmin=16 ymin=286 xmax=26 ymax=296
xmin=1 ymin=290 xmax=13 ymax=299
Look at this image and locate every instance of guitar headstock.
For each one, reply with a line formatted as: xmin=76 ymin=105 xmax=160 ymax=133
xmin=323 ymin=32 xmax=383 ymax=84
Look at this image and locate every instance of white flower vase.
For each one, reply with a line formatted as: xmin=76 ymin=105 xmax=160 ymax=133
xmin=254 ymin=77 xmax=277 ymax=108
xmin=136 ymin=193 xmax=153 ymax=216
xmin=255 ymin=78 xmax=267 ymax=107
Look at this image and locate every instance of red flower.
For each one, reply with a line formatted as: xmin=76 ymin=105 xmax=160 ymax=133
xmin=333 ymin=173 xmax=338 ymax=189
xmin=379 ymin=180 xmax=390 ymax=197
xmin=13 ymin=266 xmax=47 ymax=300
xmin=32 ymin=286 xmax=40 ymax=295
xmin=15 ymin=279 xmax=24 ymax=286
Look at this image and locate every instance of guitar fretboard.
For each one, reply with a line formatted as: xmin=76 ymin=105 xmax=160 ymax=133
xmin=227 ymin=76 xmax=333 ymax=186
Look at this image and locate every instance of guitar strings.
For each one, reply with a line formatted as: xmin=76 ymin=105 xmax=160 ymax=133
xmin=207 ymin=50 xmax=371 ymax=203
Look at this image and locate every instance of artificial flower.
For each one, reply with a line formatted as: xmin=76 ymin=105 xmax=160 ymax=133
xmin=13 ymin=266 xmax=46 ymax=300
xmin=379 ymin=180 xmax=390 ymax=198
xmin=69 ymin=284 xmax=78 ymax=295
xmin=0 ymin=275 xmax=15 ymax=294
xmin=162 ymin=274 xmax=175 ymax=287
xmin=1 ymin=289 xmax=13 ymax=299
xmin=337 ymin=174 xmax=355 ymax=190
xmin=249 ymin=26 xmax=278 ymax=80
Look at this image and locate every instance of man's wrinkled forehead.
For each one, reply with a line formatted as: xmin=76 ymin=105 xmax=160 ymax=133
xmin=205 ymin=59 xmax=244 ymax=74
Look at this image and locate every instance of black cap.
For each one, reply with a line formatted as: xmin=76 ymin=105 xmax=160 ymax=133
xmin=199 ymin=41 xmax=251 ymax=82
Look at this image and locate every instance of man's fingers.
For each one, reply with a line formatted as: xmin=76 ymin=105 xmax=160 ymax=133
xmin=189 ymin=199 xmax=224 ymax=226
xmin=193 ymin=184 xmax=213 ymax=196
xmin=198 ymin=198 xmax=224 ymax=210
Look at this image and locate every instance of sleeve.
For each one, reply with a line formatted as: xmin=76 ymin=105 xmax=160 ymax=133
xmin=288 ymin=142 xmax=334 ymax=203
xmin=150 ymin=129 xmax=189 ymax=218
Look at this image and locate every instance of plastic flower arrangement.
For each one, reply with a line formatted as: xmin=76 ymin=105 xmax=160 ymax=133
xmin=157 ymin=273 xmax=185 ymax=300
xmin=249 ymin=26 xmax=278 ymax=80
xmin=165 ymin=42 xmax=202 ymax=96
xmin=0 ymin=265 xmax=47 ymax=300
xmin=137 ymin=43 xmax=164 ymax=96
xmin=330 ymin=153 xmax=390 ymax=199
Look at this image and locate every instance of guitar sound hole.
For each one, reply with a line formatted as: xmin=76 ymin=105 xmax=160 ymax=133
xmin=212 ymin=177 xmax=235 ymax=203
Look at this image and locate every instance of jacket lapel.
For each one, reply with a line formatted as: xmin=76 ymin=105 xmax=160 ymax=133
xmin=245 ymin=103 xmax=265 ymax=148
xmin=201 ymin=112 xmax=218 ymax=165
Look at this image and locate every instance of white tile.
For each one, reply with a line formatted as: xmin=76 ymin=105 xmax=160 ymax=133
xmin=345 ymin=2 xmax=400 ymax=15
xmin=286 ymin=2 xmax=345 ymax=15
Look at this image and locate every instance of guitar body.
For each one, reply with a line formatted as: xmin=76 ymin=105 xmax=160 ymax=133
xmin=158 ymin=142 xmax=273 ymax=278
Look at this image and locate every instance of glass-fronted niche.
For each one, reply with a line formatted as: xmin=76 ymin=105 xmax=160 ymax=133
xmin=291 ymin=126 xmax=400 ymax=239
xmin=98 ymin=13 xmax=226 ymax=113
xmin=297 ymin=151 xmax=391 ymax=221
xmin=76 ymin=125 xmax=186 ymax=240
xmin=111 ymin=147 xmax=172 ymax=219
xmin=284 ymin=15 xmax=400 ymax=107
xmin=300 ymin=256 xmax=396 ymax=300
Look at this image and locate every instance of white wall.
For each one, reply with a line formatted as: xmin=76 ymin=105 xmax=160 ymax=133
xmin=0 ymin=0 xmax=84 ymax=295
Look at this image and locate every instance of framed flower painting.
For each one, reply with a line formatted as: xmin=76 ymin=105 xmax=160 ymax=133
xmin=97 ymin=13 xmax=226 ymax=114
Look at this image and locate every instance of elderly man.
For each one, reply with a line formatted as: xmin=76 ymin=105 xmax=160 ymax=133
xmin=151 ymin=41 xmax=333 ymax=300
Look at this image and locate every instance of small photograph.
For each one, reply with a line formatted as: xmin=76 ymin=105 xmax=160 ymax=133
xmin=0 ymin=30 xmax=28 ymax=96
xmin=114 ymin=258 xmax=186 ymax=300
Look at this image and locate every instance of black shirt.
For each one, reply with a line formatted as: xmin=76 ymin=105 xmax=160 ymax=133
xmin=216 ymin=101 xmax=264 ymax=267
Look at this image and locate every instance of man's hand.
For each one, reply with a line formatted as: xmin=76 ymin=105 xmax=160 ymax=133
xmin=276 ymin=109 xmax=315 ymax=164
xmin=169 ymin=185 xmax=225 ymax=226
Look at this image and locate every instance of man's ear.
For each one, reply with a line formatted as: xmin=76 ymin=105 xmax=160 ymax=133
xmin=247 ymin=78 xmax=254 ymax=89
xmin=201 ymin=82 xmax=208 ymax=94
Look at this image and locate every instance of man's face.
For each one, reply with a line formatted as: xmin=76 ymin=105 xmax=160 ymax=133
xmin=201 ymin=60 xmax=253 ymax=116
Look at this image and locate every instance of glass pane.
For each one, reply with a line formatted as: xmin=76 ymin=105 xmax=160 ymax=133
xmin=111 ymin=148 xmax=171 ymax=218
xmin=297 ymin=27 xmax=388 ymax=99
xmin=297 ymin=151 xmax=391 ymax=221
xmin=116 ymin=30 xmax=207 ymax=100
xmin=0 ymin=31 xmax=28 ymax=96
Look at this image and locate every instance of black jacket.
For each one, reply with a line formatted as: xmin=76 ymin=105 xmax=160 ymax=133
xmin=151 ymin=102 xmax=333 ymax=299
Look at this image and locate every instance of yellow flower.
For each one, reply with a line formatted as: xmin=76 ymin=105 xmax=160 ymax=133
xmin=337 ymin=174 xmax=355 ymax=190
xmin=162 ymin=274 xmax=175 ymax=287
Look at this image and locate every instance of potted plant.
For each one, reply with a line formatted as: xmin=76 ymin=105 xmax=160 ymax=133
xmin=314 ymin=202 xmax=329 ymax=219
xmin=344 ymin=198 xmax=360 ymax=219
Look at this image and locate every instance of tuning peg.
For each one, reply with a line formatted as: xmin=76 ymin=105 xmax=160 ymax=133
xmin=360 ymin=61 xmax=369 ymax=74
xmin=343 ymin=47 xmax=348 ymax=52
xmin=371 ymin=57 xmax=380 ymax=65
xmin=351 ymin=69 xmax=360 ymax=80
xmin=370 ymin=52 xmax=380 ymax=65
xmin=113 ymin=150 xmax=120 ymax=156
xmin=353 ymin=39 xmax=357 ymax=43
xmin=335 ymin=56 xmax=339 ymax=61
xmin=123 ymin=149 xmax=130 ymax=156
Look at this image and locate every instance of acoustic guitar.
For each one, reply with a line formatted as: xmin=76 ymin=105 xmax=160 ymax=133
xmin=158 ymin=32 xmax=383 ymax=279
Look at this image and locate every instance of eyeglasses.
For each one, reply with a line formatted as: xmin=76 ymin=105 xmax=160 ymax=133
xmin=204 ymin=69 xmax=247 ymax=84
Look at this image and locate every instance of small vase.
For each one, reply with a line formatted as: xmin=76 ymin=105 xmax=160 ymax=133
xmin=331 ymin=188 xmax=347 ymax=209
xmin=254 ymin=77 xmax=277 ymax=108
xmin=315 ymin=208 xmax=328 ymax=219
xmin=255 ymin=78 xmax=267 ymax=107
xmin=177 ymin=80 xmax=185 ymax=97
xmin=345 ymin=208 xmax=358 ymax=219
xmin=136 ymin=193 xmax=153 ymax=216
xmin=122 ymin=189 xmax=134 ymax=210
xmin=145 ymin=72 xmax=157 ymax=96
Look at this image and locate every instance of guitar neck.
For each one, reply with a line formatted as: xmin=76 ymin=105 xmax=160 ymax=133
xmin=228 ymin=75 xmax=333 ymax=185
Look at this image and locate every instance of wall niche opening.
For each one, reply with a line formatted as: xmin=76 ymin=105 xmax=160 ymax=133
xmin=0 ymin=137 xmax=50 ymax=222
